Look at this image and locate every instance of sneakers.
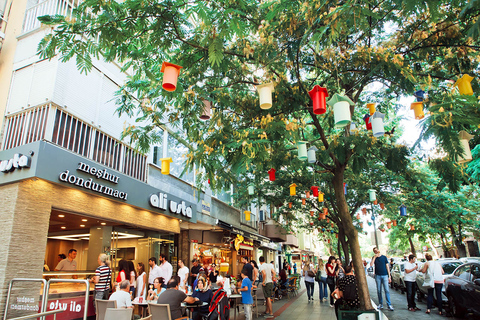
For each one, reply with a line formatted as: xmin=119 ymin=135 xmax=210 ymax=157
xmin=388 ymin=305 xmax=394 ymax=311
xmin=323 ymin=297 xmax=328 ymax=302
xmin=330 ymin=304 xmax=334 ymax=308
xmin=264 ymin=313 xmax=274 ymax=318
xmin=408 ymin=308 xmax=415 ymax=312
xmin=378 ymin=304 xmax=383 ymax=310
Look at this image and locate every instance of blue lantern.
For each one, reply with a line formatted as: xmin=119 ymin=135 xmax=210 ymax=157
xmin=322 ymin=228 xmax=325 ymax=232
xmin=414 ymin=90 xmax=425 ymax=102
xmin=399 ymin=204 xmax=407 ymax=216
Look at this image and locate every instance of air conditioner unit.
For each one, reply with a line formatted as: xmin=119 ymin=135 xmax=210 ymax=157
xmin=259 ymin=210 xmax=265 ymax=222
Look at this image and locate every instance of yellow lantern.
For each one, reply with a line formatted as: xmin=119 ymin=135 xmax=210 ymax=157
xmin=367 ymin=103 xmax=376 ymax=115
xmin=160 ymin=157 xmax=173 ymax=175
xmin=289 ymin=183 xmax=297 ymax=196
xmin=244 ymin=210 xmax=251 ymax=221
xmin=318 ymin=192 xmax=324 ymax=202
xmin=410 ymin=102 xmax=424 ymax=120
xmin=455 ymin=74 xmax=474 ymax=95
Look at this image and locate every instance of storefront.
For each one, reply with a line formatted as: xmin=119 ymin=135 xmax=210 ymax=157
xmin=0 ymin=141 xmax=197 ymax=319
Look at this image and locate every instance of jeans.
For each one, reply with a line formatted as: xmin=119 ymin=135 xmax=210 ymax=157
xmin=328 ymin=282 xmax=336 ymax=305
xmin=375 ymin=274 xmax=392 ymax=307
xmin=427 ymin=283 xmax=443 ymax=312
xmin=405 ymin=281 xmax=417 ymax=308
xmin=305 ymin=281 xmax=315 ymax=299
xmin=318 ymin=277 xmax=328 ymax=300
xmin=243 ymin=304 xmax=252 ymax=320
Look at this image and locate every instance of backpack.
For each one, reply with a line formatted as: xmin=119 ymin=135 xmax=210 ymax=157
xmin=207 ymin=289 xmax=230 ymax=320
xmin=315 ymin=270 xmax=322 ymax=282
xmin=342 ymin=279 xmax=357 ymax=301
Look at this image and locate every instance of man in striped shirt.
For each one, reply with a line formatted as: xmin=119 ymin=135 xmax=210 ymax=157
xmin=91 ymin=253 xmax=111 ymax=300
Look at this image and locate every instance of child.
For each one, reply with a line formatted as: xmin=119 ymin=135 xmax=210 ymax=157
xmin=238 ymin=268 xmax=253 ymax=320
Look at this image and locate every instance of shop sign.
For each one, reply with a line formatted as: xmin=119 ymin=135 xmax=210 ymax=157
xmin=231 ymin=227 xmax=261 ymax=242
xmin=58 ymin=162 xmax=128 ymax=200
xmin=202 ymin=200 xmax=211 ymax=215
xmin=9 ymin=296 xmax=39 ymax=312
xmin=234 ymin=234 xmax=253 ymax=251
xmin=149 ymin=192 xmax=193 ymax=219
xmin=45 ymin=295 xmax=95 ymax=320
xmin=0 ymin=153 xmax=31 ymax=173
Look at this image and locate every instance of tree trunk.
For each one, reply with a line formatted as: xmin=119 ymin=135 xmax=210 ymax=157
xmin=440 ymin=233 xmax=449 ymax=257
xmin=408 ymin=236 xmax=416 ymax=256
xmin=333 ymin=166 xmax=373 ymax=310
xmin=427 ymin=235 xmax=439 ymax=258
xmin=338 ymin=227 xmax=350 ymax=264
xmin=455 ymin=223 xmax=467 ymax=257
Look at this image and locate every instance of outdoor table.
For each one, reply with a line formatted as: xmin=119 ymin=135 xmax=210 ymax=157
xmin=228 ymin=294 xmax=242 ymax=320
xmin=181 ymin=301 xmax=208 ymax=318
xmin=131 ymin=300 xmax=149 ymax=318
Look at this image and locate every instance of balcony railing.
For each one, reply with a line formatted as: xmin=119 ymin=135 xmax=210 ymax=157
xmin=2 ymin=103 xmax=147 ymax=182
xmin=23 ymin=0 xmax=76 ymax=34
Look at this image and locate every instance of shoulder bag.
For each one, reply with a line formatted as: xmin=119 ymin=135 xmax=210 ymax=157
xmin=422 ymin=262 xmax=434 ymax=289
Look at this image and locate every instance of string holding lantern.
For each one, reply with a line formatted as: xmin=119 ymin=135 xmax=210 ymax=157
xmin=327 ymin=93 xmax=354 ymax=128
xmin=410 ymin=102 xmax=424 ymax=120
xmin=160 ymin=157 xmax=173 ymax=175
xmin=308 ymin=85 xmax=329 ymax=115
xmin=311 ymin=186 xmax=319 ymax=197
xmin=363 ymin=114 xmax=372 ymax=130
xmin=161 ymin=61 xmax=183 ymax=91
xmin=200 ymin=99 xmax=212 ymax=120
xmin=367 ymin=103 xmax=376 ymax=115
xmin=256 ymin=82 xmax=275 ymax=109
xmin=297 ymin=141 xmax=308 ymax=161
xmin=371 ymin=111 xmax=385 ymax=137
xmin=268 ymin=168 xmax=276 ymax=181
xmin=289 ymin=183 xmax=297 ymax=196
xmin=455 ymin=74 xmax=474 ymax=95
xmin=457 ymin=130 xmax=475 ymax=163
xmin=307 ymin=146 xmax=318 ymax=163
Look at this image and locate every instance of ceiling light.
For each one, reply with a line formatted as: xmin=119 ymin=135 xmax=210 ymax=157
xmin=82 ymin=219 xmax=88 ymax=222
xmin=101 ymin=223 xmax=106 ymax=225
xmin=80 ymin=224 xmax=85 ymax=227
xmin=58 ymin=214 xmax=65 ymax=218
xmin=97 ymin=227 xmax=101 ymax=230
xmin=61 ymin=226 xmax=66 ymax=229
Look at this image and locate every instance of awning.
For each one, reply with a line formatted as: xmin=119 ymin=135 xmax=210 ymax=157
xmin=216 ymin=219 xmax=270 ymax=242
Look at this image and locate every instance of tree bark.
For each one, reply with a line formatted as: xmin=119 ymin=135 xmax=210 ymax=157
xmin=332 ymin=166 xmax=373 ymax=310
xmin=455 ymin=223 xmax=467 ymax=257
xmin=427 ymin=235 xmax=439 ymax=258
xmin=408 ymin=236 xmax=416 ymax=256
xmin=440 ymin=233 xmax=449 ymax=257
xmin=338 ymin=227 xmax=350 ymax=264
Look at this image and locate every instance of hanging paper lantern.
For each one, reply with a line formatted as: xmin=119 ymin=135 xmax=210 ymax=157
xmin=350 ymin=122 xmax=357 ymax=132
xmin=310 ymin=222 xmax=314 ymax=226
xmin=362 ymin=208 xmax=367 ymax=215
xmin=323 ymin=207 xmax=328 ymax=215
xmin=318 ymin=192 xmax=324 ymax=202
xmin=380 ymin=228 xmax=385 ymax=232
xmin=311 ymin=186 xmax=319 ymax=197
xmin=200 ymin=99 xmax=212 ymax=120
xmin=379 ymin=203 xmax=385 ymax=210
xmin=257 ymin=82 xmax=275 ymax=109
xmin=310 ymin=211 xmax=314 ymax=217
xmin=208 ymin=179 xmax=210 ymax=184
xmin=307 ymin=146 xmax=318 ymax=163
xmin=410 ymin=102 xmax=424 ymax=120
xmin=160 ymin=157 xmax=173 ymax=175
xmin=327 ymin=94 xmax=354 ymax=128
xmin=414 ymin=90 xmax=425 ymax=102
xmin=387 ymin=221 xmax=392 ymax=229
xmin=367 ymin=221 xmax=372 ymax=226
xmin=410 ymin=224 xmax=415 ymax=231
xmin=457 ymin=130 xmax=475 ymax=163
xmin=363 ymin=114 xmax=372 ymax=130
xmin=288 ymin=202 xmax=292 ymax=208
xmin=331 ymin=223 xmax=334 ymax=228
xmin=371 ymin=111 xmax=385 ymax=137
xmin=268 ymin=168 xmax=276 ymax=181
xmin=306 ymin=191 xmax=311 ymax=198
xmin=327 ymin=218 xmax=330 ymax=223
xmin=161 ymin=61 xmax=183 ymax=92
xmin=328 ymin=239 xmax=331 ymax=244
xmin=244 ymin=210 xmax=251 ymax=221
xmin=309 ymin=85 xmax=329 ymax=115
xmin=322 ymin=228 xmax=325 ymax=232
xmin=335 ymin=234 xmax=338 ymax=238
xmin=360 ymin=222 xmax=364 ymax=228
xmin=289 ymin=183 xmax=297 ymax=196
xmin=455 ymin=74 xmax=474 ymax=95
xmin=392 ymin=220 xmax=397 ymax=227
xmin=297 ymin=141 xmax=308 ymax=160
xmin=343 ymin=183 xmax=347 ymax=195
xmin=368 ymin=189 xmax=376 ymax=202
xmin=302 ymin=198 xmax=306 ymax=206
xmin=373 ymin=200 xmax=378 ymax=205
xmin=367 ymin=103 xmax=376 ymax=115
xmin=319 ymin=213 xmax=325 ymax=220
xmin=248 ymin=184 xmax=254 ymax=195
xmin=399 ymin=204 xmax=407 ymax=216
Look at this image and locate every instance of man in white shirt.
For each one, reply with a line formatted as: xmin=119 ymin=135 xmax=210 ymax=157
xmin=109 ymin=280 xmax=133 ymax=308
xmin=159 ymin=254 xmax=173 ymax=286
xmin=55 ymin=249 xmax=78 ymax=279
xmin=404 ymin=254 xmax=420 ymax=312
xmin=177 ymin=259 xmax=189 ymax=291
xmin=148 ymin=257 xmax=162 ymax=285
xmin=258 ymin=256 xmax=276 ymax=318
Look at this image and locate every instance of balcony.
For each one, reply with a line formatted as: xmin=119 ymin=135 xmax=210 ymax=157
xmin=2 ymin=103 xmax=147 ymax=182
xmin=23 ymin=0 xmax=76 ymax=34
xmin=260 ymin=219 xmax=287 ymax=242
xmin=284 ymin=234 xmax=299 ymax=247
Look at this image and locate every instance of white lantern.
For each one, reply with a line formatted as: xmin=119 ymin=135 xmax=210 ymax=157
xmin=200 ymin=99 xmax=211 ymax=120
xmin=457 ymin=130 xmax=474 ymax=163
xmin=307 ymin=146 xmax=318 ymax=163
xmin=297 ymin=141 xmax=308 ymax=161
xmin=333 ymin=101 xmax=351 ymax=127
xmin=368 ymin=189 xmax=376 ymax=202
xmin=256 ymin=82 xmax=275 ymax=110
xmin=371 ymin=111 xmax=385 ymax=137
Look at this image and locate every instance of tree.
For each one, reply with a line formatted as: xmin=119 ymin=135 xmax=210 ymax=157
xmin=37 ymin=0 xmax=480 ymax=309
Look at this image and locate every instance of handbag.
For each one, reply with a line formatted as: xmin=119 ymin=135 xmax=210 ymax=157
xmin=326 ymin=275 xmax=335 ymax=285
xmin=422 ymin=262 xmax=434 ymax=288
xmin=307 ymin=270 xmax=315 ymax=277
xmin=100 ymin=267 xmax=112 ymax=299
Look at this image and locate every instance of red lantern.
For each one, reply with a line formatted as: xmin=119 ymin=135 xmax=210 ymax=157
xmin=309 ymin=85 xmax=329 ymax=115
xmin=380 ymin=228 xmax=385 ymax=232
xmin=327 ymin=218 xmax=330 ymax=223
xmin=311 ymin=186 xmax=319 ymax=197
xmin=363 ymin=114 xmax=372 ymax=130
xmin=331 ymin=223 xmax=334 ymax=227
xmin=380 ymin=203 xmax=385 ymax=210
xmin=328 ymin=239 xmax=331 ymax=244
xmin=208 ymin=179 xmax=210 ymax=184
xmin=362 ymin=208 xmax=367 ymax=215
xmin=268 ymin=168 xmax=276 ymax=181
xmin=310 ymin=222 xmax=314 ymax=226
xmin=410 ymin=224 xmax=415 ymax=231
xmin=335 ymin=234 xmax=338 ymax=238
xmin=288 ymin=202 xmax=292 ymax=208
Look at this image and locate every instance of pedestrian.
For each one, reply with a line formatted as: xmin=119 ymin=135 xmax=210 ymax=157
xmin=127 ymin=260 xmax=136 ymax=297
xmin=190 ymin=259 xmax=203 ymax=286
xmin=116 ymin=259 xmax=129 ymax=289
xmin=390 ymin=258 xmax=395 ymax=271
xmin=90 ymin=253 xmax=111 ymax=301
xmin=238 ymin=268 xmax=253 ymax=320
xmin=241 ymin=256 xmax=254 ymax=281
xmin=315 ymin=259 xmax=328 ymax=302
xmin=259 ymin=256 xmax=276 ymax=318
xmin=293 ymin=262 xmax=297 ymax=274
xmin=333 ymin=262 xmax=360 ymax=319
xmin=302 ymin=260 xmax=315 ymax=301
xmin=326 ymin=256 xmax=337 ymax=307
xmin=159 ymin=254 xmax=173 ymax=285
xmin=335 ymin=258 xmax=345 ymax=280
xmin=363 ymin=259 xmax=368 ymax=276
xmin=250 ymin=260 xmax=260 ymax=287
xmin=404 ymin=254 xmax=421 ymax=312
xmin=370 ymin=247 xmax=394 ymax=311
xmin=136 ymin=262 xmax=147 ymax=300
xmin=177 ymin=259 xmax=189 ymax=292
xmin=419 ymin=253 xmax=444 ymax=315
xmin=148 ymin=257 xmax=161 ymax=285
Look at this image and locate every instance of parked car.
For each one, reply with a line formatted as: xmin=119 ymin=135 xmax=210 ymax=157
xmin=459 ymin=257 xmax=480 ymax=264
xmin=367 ymin=266 xmax=374 ymax=278
xmin=391 ymin=261 xmax=406 ymax=293
xmin=445 ymin=262 xmax=480 ymax=318
xmin=416 ymin=258 xmax=462 ymax=304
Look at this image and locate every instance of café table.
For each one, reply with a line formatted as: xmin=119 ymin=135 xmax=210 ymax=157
xmin=228 ymin=294 xmax=242 ymax=320
xmin=131 ymin=299 xmax=149 ymax=318
xmin=181 ymin=301 xmax=208 ymax=318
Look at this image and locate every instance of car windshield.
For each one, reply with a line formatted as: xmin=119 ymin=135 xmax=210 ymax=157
xmin=442 ymin=262 xmax=462 ymax=274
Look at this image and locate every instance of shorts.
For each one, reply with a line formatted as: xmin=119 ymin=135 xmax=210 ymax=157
xmin=263 ymin=282 xmax=273 ymax=298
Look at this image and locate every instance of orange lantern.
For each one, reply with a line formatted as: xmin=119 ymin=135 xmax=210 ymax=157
xmin=373 ymin=200 xmax=378 ymax=205
xmin=327 ymin=218 xmax=330 ymax=223
xmin=362 ymin=208 xmax=367 ymax=215
xmin=331 ymin=223 xmax=334 ymax=227
xmin=288 ymin=202 xmax=292 ymax=208
xmin=360 ymin=222 xmax=364 ymax=228
xmin=387 ymin=222 xmax=392 ymax=229
xmin=328 ymin=239 xmax=331 ymax=244
xmin=306 ymin=191 xmax=311 ymax=198
xmin=319 ymin=213 xmax=326 ymax=220
xmin=356 ymin=214 xmax=360 ymax=220
xmin=310 ymin=211 xmax=314 ymax=217
xmin=379 ymin=203 xmax=385 ymax=210
xmin=410 ymin=224 xmax=415 ymax=231
xmin=161 ymin=61 xmax=183 ymax=92
xmin=380 ymin=228 xmax=385 ymax=232
xmin=323 ymin=207 xmax=328 ymax=215
xmin=302 ymin=198 xmax=306 ymax=205
xmin=310 ymin=222 xmax=314 ymax=226
xmin=392 ymin=220 xmax=397 ymax=227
